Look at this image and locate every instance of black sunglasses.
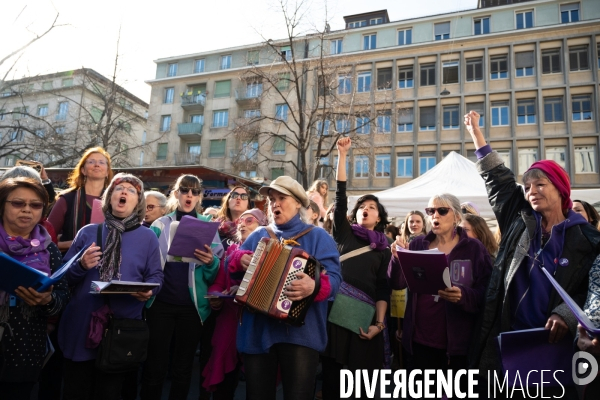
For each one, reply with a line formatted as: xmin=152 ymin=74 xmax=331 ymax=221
xmin=230 ymin=192 xmax=249 ymax=200
xmin=178 ymin=187 xmax=201 ymax=196
xmin=425 ymin=207 xmax=451 ymax=216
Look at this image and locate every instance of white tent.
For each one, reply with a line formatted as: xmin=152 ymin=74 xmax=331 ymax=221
xmin=347 ymin=151 xmax=600 ymax=221
xmin=348 ymin=152 xmax=496 ymax=219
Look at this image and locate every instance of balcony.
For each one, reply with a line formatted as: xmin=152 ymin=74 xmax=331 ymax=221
xmin=181 ymin=93 xmax=206 ymax=110
xmin=174 ymin=152 xmax=201 ymax=166
xmin=177 ymin=122 xmax=203 ymax=140
xmin=234 ymin=84 xmax=262 ymax=106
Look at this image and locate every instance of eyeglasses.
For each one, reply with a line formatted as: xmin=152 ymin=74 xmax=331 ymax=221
xmin=238 ymin=216 xmax=258 ymax=225
xmin=86 ymin=159 xmax=107 ymax=166
xmin=230 ymin=192 xmax=249 ymax=201
xmin=5 ymin=199 xmax=45 ymax=210
xmin=146 ymin=204 xmax=163 ymax=211
xmin=178 ymin=187 xmax=201 ymax=196
xmin=425 ymin=207 xmax=451 ymax=216
xmin=114 ymin=185 xmax=138 ymax=195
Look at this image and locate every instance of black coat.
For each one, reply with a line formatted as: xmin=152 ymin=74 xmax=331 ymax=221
xmin=469 ymin=150 xmax=600 ymax=372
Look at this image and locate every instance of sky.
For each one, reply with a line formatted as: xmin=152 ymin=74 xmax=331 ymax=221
xmin=3 ymin=0 xmax=477 ymax=101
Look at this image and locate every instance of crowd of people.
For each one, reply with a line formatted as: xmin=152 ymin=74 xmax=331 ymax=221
xmin=1 ymin=112 xmax=600 ymax=400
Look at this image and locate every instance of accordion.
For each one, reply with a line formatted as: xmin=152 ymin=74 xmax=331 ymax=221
xmin=235 ymin=237 xmax=321 ymax=326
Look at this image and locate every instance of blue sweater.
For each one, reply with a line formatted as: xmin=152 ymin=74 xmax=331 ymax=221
xmin=237 ymin=214 xmax=341 ymax=354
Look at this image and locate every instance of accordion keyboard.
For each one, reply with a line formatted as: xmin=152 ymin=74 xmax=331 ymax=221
xmin=236 ymin=239 xmax=266 ymax=296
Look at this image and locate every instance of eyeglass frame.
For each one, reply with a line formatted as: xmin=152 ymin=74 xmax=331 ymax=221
xmin=424 ymin=207 xmax=451 ymax=216
xmin=85 ymin=159 xmax=108 ymax=166
xmin=230 ymin=192 xmax=249 ymax=201
xmin=146 ymin=204 xmax=165 ymax=211
xmin=178 ymin=186 xmax=202 ymax=196
xmin=237 ymin=216 xmax=258 ymax=226
xmin=5 ymin=199 xmax=45 ymax=210
xmin=114 ymin=185 xmax=139 ymax=195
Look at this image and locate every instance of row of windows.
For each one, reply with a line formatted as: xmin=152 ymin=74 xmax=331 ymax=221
xmin=314 ymin=95 xmax=593 ymax=136
xmin=165 ymin=3 xmax=586 ymax=76
xmin=319 ymin=145 xmax=597 ymax=180
xmin=156 ymin=137 xmax=287 ymax=161
xmin=0 ymin=102 xmax=70 ymax=121
xmin=2 ymin=78 xmax=74 ymax=97
xmin=160 ymin=92 xmax=593 ymax=134
xmin=332 ymin=44 xmax=599 ymax=95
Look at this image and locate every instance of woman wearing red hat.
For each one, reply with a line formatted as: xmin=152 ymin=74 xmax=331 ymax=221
xmin=464 ymin=111 xmax=600 ymax=393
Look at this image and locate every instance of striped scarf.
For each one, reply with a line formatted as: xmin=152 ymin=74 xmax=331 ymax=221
xmin=98 ymin=211 xmax=140 ymax=282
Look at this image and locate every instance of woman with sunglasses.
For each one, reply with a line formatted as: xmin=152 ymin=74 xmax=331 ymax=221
xmin=143 ymin=191 xmax=168 ymax=227
xmin=48 ymin=147 xmax=113 ymax=254
xmin=0 ymin=178 xmax=69 ymax=399
xmin=215 ymin=186 xmax=251 ymax=250
xmin=464 ymin=111 xmax=600 ymax=394
xmin=321 ymin=137 xmax=392 ymax=399
xmin=202 ymin=209 xmax=268 ymax=399
xmin=389 ymin=193 xmax=492 ymax=393
xmin=140 ymin=174 xmax=223 ymax=400
xmin=58 ymin=174 xmax=163 ymax=400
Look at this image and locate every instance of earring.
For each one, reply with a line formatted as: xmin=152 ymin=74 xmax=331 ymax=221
xmin=451 ymin=223 xmax=457 ymax=239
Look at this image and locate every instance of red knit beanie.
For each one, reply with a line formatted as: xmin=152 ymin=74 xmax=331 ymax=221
xmin=525 ymin=160 xmax=572 ymax=210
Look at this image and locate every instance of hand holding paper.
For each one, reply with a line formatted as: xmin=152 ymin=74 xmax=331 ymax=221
xmin=193 ymin=244 xmax=213 ymax=264
xmin=437 ymin=286 xmax=462 ymax=303
xmin=577 ymin=325 xmax=600 ymax=354
xmin=15 ymin=286 xmax=53 ymax=306
xmin=167 ymin=216 xmax=220 ymax=262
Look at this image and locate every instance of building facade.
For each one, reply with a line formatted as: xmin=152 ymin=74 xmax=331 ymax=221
xmin=145 ymin=0 xmax=600 ymax=196
xmin=0 ymin=69 xmax=149 ymax=168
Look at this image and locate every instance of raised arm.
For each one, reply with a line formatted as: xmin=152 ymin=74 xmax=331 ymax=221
xmin=464 ymin=111 xmax=487 ymax=150
xmin=336 ymin=137 xmax=350 ymax=182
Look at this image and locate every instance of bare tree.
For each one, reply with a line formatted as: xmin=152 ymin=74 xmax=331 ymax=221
xmin=230 ymin=0 xmax=381 ymax=187
xmin=1 ymin=29 xmax=164 ymax=168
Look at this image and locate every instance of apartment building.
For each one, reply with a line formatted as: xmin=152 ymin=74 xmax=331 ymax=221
xmin=145 ymin=0 xmax=600 ymax=195
xmin=0 ymin=69 xmax=148 ymax=168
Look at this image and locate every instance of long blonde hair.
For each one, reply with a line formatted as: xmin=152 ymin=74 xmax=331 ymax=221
xmin=307 ymin=180 xmax=329 ymax=206
xmin=64 ymin=147 xmax=113 ymax=193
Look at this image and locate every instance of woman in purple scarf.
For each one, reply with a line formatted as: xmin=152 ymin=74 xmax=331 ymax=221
xmin=321 ymin=137 xmax=392 ymax=399
xmin=0 ymin=178 xmax=69 ymax=399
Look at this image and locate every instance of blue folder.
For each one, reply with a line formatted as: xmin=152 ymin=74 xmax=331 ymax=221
xmin=0 ymin=247 xmax=86 ymax=295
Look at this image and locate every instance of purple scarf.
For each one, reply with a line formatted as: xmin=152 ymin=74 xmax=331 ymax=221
xmin=0 ymin=223 xmax=52 ymax=275
xmin=350 ymin=224 xmax=389 ymax=251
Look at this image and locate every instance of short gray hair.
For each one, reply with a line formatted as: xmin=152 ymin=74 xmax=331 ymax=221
xmin=144 ymin=190 xmax=167 ymax=208
xmin=1 ymin=166 xmax=42 ymax=183
xmin=429 ymin=193 xmax=462 ymax=224
xmin=522 ymin=168 xmax=549 ymax=185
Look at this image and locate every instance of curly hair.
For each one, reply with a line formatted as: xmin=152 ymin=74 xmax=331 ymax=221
xmin=65 ymin=147 xmax=113 ymax=191
xmin=349 ymin=194 xmax=389 ymax=232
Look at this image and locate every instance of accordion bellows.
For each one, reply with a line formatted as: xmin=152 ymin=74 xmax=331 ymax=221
xmin=235 ymin=238 xmax=321 ymax=326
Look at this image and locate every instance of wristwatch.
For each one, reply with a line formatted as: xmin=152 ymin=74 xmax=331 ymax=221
xmin=375 ymin=321 xmax=385 ymax=331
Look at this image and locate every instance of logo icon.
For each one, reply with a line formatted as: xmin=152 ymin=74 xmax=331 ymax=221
xmin=572 ymin=351 xmax=598 ymax=385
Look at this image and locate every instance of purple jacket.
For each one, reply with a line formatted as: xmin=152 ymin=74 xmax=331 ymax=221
xmin=389 ymin=227 xmax=492 ymax=356
xmin=58 ymin=223 xmax=163 ymax=362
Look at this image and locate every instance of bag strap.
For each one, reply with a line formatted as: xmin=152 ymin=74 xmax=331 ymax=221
xmin=264 ymin=226 xmax=315 ymax=246
xmin=96 ymin=223 xmax=103 ymax=252
xmin=339 ymin=245 xmax=373 ymax=263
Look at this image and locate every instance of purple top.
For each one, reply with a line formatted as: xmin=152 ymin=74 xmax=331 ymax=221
xmin=58 ymin=223 xmax=163 ymax=362
xmin=389 ymin=228 xmax=492 ymax=356
xmin=413 ymin=294 xmax=448 ymax=349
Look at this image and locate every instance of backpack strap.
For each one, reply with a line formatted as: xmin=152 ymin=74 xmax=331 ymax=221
xmin=96 ymin=223 xmax=103 ymax=252
xmin=339 ymin=245 xmax=372 ymax=262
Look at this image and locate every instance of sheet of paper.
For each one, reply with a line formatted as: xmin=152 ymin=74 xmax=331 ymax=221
xmin=167 ymin=216 xmax=219 ymax=260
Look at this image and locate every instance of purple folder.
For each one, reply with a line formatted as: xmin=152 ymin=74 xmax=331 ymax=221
xmin=498 ymin=328 xmax=573 ymax=387
xmin=397 ymin=249 xmax=451 ymax=295
xmin=167 ymin=216 xmax=219 ymax=260
xmin=449 ymin=259 xmax=473 ymax=288
xmin=540 ymin=266 xmax=600 ymax=338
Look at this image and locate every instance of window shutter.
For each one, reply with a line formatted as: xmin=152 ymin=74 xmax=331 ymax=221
xmin=398 ymin=109 xmax=414 ymax=124
xmin=515 ymin=52 xmax=534 ymax=68
xmin=420 ymin=106 xmax=436 ymax=126
xmin=214 ymin=81 xmax=231 ymax=97
xmin=434 ymin=22 xmax=450 ymax=36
